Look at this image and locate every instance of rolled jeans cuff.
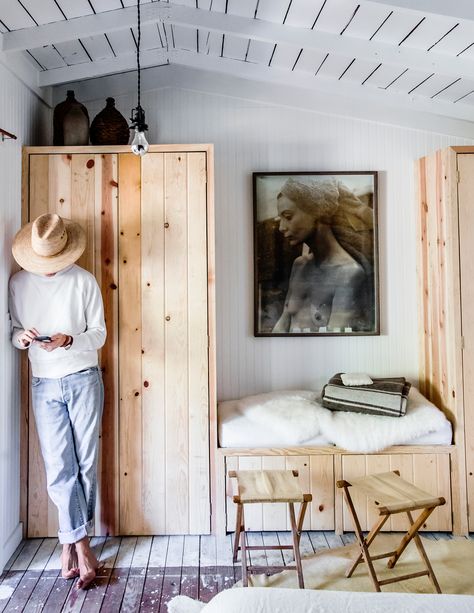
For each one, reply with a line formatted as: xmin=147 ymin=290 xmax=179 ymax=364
xmin=58 ymin=519 xmax=93 ymax=544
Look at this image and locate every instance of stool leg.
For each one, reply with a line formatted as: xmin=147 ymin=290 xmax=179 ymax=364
xmin=295 ymin=501 xmax=309 ymax=546
xmin=341 ymin=485 xmax=381 ymax=592
xmin=346 ymin=514 xmax=389 ymax=578
xmin=289 ymin=503 xmax=304 ymax=589
xmin=387 ymin=506 xmax=436 ymax=569
xmin=406 ymin=510 xmax=442 ymax=594
xmin=241 ymin=523 xmax=249 ymax=587
xmin=233 ymin=503 xmax=243 ymax=563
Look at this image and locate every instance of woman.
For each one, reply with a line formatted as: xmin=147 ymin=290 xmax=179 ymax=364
xmin=272 ymin=177 xmax=375 ymax=333
xmin=9 ymin=213 xmax=106 ymax=589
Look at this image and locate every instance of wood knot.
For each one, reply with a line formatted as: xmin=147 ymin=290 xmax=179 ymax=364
xmin=105 ymin=258 xmax=111 ymax=264
xmin=86 ymin=159 xmax=95 ymax=169
xmin=110 ymin=180 xmax=118 ymax=187
xmin=318 ymin=504 xmax=324 ymax=512
xmin=134 ymin=391 xmax=139 ymax=397
xmin=110 ymin=283 xmax=117 ymax=290
xmin=59 ymin=198 xmax=64 ymax=203
xmin=144 ymin=381 xmax=149 ymax=388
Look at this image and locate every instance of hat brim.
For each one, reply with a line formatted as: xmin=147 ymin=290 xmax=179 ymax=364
xmin=12 ymin=218 xmax=86 ymax=274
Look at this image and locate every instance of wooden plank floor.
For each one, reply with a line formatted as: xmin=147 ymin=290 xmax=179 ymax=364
xmin=0 ymin=531 xmax=466 ymax=612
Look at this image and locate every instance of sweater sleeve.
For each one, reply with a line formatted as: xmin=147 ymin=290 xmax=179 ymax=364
xmin=8 ymin=280 xmax=28 ymax=350
xmin=70 ymin=277 xmax=107 ymax=352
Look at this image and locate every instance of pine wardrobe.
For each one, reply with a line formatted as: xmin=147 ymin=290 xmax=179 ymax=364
xmin=417 ymin=146 xmax=474 ymax=535
xmin=21 ymin=145 xmax=216 ymax=537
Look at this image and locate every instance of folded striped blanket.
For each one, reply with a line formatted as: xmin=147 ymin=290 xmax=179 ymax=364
xmin=321 ymin=373 xmax=411 ymax=418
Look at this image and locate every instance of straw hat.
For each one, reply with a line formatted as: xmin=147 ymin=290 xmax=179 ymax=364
xmin=12 ymin=213 xmax=86 ymax=274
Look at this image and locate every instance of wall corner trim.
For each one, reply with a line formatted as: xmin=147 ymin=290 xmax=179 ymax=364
xmin=0 ymin=522 xmax=23 ymax=573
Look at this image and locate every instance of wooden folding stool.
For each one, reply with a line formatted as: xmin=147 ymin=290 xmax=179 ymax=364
xmin=229 ymin=469 xmax=312 ymax=588
xmin=337 ymin=470 xmax=445 ymax=593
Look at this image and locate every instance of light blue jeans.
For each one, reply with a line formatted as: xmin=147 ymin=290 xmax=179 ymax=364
xmin=31 ymin=366 xmax=104 ymax=544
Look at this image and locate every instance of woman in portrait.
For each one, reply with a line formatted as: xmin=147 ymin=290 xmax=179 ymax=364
xmin=271 ymin=177 xmax=375 ymax=334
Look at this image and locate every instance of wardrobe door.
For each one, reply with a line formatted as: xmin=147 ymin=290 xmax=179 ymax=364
xmin=118 ymin=152 xmax=210 ymax=535
xmin=25 ymin=153 xmax=119 ymax=537
xmin=457 ymin=153 xmax=474 ymax=531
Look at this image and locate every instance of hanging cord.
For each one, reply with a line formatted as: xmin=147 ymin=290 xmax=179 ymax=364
xmin=137 ymin=0 xmax=141 ymax=111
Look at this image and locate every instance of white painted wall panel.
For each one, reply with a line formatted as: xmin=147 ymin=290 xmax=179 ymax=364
xmin=83 ymin=85 xmax=473 ymax=401
xmin=0 ymin=62 xmax=50 ymax=572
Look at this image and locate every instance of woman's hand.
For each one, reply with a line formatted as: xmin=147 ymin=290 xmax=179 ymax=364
xmin=18 ymin=328 xmax=40 ymax=347
xmin=38 ymin=333 xmax=71 ymax=352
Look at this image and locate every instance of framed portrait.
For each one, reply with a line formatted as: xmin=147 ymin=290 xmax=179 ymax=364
xmin=253 ymin=171 xmax=379 ymax=337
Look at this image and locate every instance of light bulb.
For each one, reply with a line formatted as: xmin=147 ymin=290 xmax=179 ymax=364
xmin=131 ymin=127 xmax=149 ymax=156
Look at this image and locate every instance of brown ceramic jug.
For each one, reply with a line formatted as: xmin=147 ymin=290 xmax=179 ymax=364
xmin=53 ymin=90 xmax=89 ymax=146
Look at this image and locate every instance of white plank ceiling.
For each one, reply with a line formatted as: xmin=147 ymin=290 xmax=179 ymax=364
xmin=1 ymin=0 xmax=474 ymax=121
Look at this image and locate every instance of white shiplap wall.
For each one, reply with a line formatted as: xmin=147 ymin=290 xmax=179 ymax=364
xmin=0 ymin=77 xmax=468 ymax=557
xmin=82 ymin=87 xmax=473 ymax=401
xmin=0 ymin=62 xmax=50 ymax=571
xmin=83 ymin=88 xmax=472 ymax=399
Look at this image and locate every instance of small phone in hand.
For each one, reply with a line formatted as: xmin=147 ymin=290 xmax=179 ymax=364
xmin=34 ymin=335 xmax=52 ymax=343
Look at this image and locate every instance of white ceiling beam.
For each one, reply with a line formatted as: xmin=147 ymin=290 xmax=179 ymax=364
xmin=38 ymin=47 xmax=170 ymax=86
xmin=1 ymin=3 xmax=171 ymax=52
xmin=363 ymin=0 xmax=474 ymax=22
xmin=168 ymin=50 xmax=474 ymax=123
xmin=5 ymin=1 xmax=474 ymax=82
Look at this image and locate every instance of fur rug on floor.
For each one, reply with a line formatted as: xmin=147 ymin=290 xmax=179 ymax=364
xmin=168 ymin=536 xmax=474 ymax=612
xmin=239 ymin=535 xmax=474 ymax=593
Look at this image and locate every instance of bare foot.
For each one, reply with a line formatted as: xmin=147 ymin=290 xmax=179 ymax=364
xmin=75 ymin=537 xmax=99 ymax=589
xmin=61 ymin=544 xmax=80 ymax=579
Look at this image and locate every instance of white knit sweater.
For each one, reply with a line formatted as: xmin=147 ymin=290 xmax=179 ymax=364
xmin=9 ymin=264 xmax=106 ymax=378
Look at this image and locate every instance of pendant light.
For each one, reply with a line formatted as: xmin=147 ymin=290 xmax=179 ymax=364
xmin=130 ymin=0 xmax=149 ymax=156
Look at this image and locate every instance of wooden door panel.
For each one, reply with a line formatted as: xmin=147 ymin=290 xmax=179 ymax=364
xmin=118 ymin=153 xmax=143 ymax=535
xmin=164 ymin=153 xmax=192 ymax=534
xmin=27 ymin=154 xmax=55 ymax=537
xmin=458 ymin=154 xmax=474 ymax=532
xmin=26 ymin=153 xmax=119 ymax=537
xmin=187 ymin=152 xmax=210 ymax=534
xmin=94 ymin=154 xmax=119 ymax=536
xmin=71 ymin=154 xmax=96 ymax=273
xmin=141 ymin=153 xmax=166 ymax=534
xmin=309 ymin=455 xmax=335 ymax=530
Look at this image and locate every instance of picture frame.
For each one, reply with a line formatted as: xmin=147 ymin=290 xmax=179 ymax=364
xmin=253 ymin=171 xmax=379 ymax=337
